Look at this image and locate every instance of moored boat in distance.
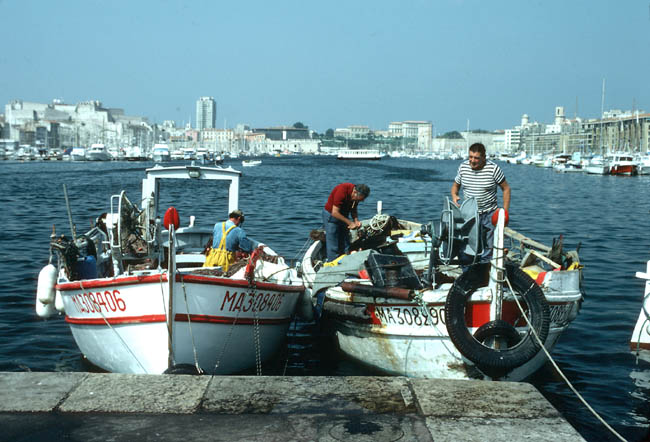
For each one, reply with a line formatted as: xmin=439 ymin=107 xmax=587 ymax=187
xmin=70 ymin=147 xmax=86 ymax=161
xmin=85 ymin=144 xmax=111 ymax=161
xmin=152 ymin=144 xmax=171 ymax=163
xmin=35 ymin=164 xmax=304 ymax=375
xmin=608 ymin=152 xmax=638 ymax=175
xmin=337 ymin=149 xmax=384 ymax=160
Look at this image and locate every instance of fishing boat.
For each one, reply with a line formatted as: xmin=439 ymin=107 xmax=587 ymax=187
xmin=630 ymin=259 xmax=650 ymax=358
xmin=337 ymin=149 xmax=384 ymax=160
xmin=242 ymin=159 xmax=262 ymax=167
xmin=298 ymin=198 xmax=583 ymax=381
xmin=36 ymin=164 xmax=304 ymax=375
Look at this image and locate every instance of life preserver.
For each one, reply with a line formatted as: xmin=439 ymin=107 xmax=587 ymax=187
xmin=445 ymin=263 xmax=550 ymax=378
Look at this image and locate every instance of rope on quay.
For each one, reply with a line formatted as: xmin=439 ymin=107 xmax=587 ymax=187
xmin=505 ymin=275 xmax=627 ymax=442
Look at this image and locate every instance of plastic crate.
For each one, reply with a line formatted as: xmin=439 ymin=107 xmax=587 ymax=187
xmin=364 ymin=252 xmax=421 ymax=289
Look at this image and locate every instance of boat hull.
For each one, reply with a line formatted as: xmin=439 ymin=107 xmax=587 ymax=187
xmin=323 ymin=275 xmax=581 ymax=381
xmin=58 ymin=272 xmax=302 ymax=374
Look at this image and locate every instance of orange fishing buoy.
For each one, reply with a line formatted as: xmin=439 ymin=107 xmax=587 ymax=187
xmin=491 ymin=209 xmax=509 ymax=226
xmin=163 ymin=207 xmax=180 ymax=229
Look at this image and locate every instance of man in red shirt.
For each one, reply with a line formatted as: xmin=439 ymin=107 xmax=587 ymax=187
xmin=322 ymin=183 xmax=370 ymax=262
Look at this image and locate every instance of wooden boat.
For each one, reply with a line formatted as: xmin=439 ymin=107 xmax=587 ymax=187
xmin=36 ymin=164 xmax=304 ymax=374
xmin=630 ymin=260 xmax=650 ymax=357
xmin=298 ymin=199 xmax=583 ymax=381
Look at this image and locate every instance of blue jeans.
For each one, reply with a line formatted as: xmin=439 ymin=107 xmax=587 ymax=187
xmin=479 ymin=210 xmax=496 ymax=263
xmin=322 ymin=208 xmax=350 ymax=262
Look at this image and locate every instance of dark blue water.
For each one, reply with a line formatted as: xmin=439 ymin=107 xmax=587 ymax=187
xmin=1 ymin=156 xmax=648 ymax=441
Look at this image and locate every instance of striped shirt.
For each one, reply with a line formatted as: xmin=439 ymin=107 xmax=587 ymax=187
xmin=454 ymin=160 xmax=506 ymax=213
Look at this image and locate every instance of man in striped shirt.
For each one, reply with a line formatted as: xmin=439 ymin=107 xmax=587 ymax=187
xmin=451 ymin=143 xmax=511 ymax=263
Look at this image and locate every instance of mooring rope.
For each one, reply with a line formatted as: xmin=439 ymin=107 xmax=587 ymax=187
xmin=505 ymin=275 xmax=626 ymax=442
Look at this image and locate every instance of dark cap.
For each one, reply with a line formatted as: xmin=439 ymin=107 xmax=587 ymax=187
xmin=355 ymin=184 xmax=370 ymax=198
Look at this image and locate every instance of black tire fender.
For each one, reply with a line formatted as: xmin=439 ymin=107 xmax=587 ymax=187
xmin=445 ymin=263 xmax=550 ymax=376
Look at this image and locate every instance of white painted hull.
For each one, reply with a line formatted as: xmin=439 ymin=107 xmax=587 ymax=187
xmin=324 ymin=273 xmax=581 ymax=381
xmin=631 ymin=260 xmax=650 ymax=353
xmin=58 ymin=271 xmax=302 ymax=374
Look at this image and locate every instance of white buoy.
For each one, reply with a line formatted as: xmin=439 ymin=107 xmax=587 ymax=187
xmin=55 ymin=290 xmax=65 ymax=313
xmin=36 ymin=298 xmax=57 ymax=318
xmin=37 ymin=264 xmax=57 ymax=304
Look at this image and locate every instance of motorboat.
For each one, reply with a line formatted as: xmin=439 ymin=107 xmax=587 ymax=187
xmin=608 ymin=153 xmax=638 ymax=176
xmin=70 ymin=147 xmax=86 ymax=161
xmin=630 ymin=260 xmax=650 ymax=358
xmin=635 ymin=152 xmax=650 ymax=175
xmin=298 ymin=198 xmax=583 ymax=381
xmin=124 ymin=146 xmax=148 ymax=161
xmin=337 ymin=149 xmax=384 ymax=160
xmin=152 ymin=144 xmax=171 ymax=163
xmin=36 ymin=164 xmax=304 ymax=375
xmin=583 ymin=155 xmax=610 ymax=175
xmin=242 ymin=160 xmax=262 ymax=167
xmin=85 ymin=144 xmax=112 ymax=161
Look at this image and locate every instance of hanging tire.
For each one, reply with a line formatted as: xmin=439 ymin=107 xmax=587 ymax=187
xmin=445 ymin=263 xmax=550 ymax=377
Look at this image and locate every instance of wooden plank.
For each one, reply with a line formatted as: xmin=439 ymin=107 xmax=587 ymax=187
xmin=504 ymin=227 xmax=551 ymax=253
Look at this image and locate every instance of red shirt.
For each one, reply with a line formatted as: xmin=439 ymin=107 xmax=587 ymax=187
xmin=324 ymin=183 xmax=357 ymax=218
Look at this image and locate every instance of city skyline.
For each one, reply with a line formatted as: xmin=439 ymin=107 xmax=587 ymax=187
xmin=1 ymin=1 xmax=649 ymax=134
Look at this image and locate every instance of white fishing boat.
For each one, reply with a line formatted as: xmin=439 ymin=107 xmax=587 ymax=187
xmin=242 ymin=160 xmax=262 ymax=167
xmin=36 ymin=164 xmax=304 ymax=375
xmin=630 ymin=260 xmax=650 ymax=358
xmin=298 ymin=199 xmax=583 ymax=381
xmin=85 ymin=144 xmax=112 ymax=161
xmin=152 ymin=144 xmax=171 ymax=163
xmin=337 ymin=149 xmax=384 ymax=160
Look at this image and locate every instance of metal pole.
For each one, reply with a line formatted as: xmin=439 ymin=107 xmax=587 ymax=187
xmin=62 ymin=184 xmax=76 ymax=241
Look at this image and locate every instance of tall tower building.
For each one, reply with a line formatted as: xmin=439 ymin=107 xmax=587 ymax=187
xmin=195 ymin=96 xmax=216 ymax=130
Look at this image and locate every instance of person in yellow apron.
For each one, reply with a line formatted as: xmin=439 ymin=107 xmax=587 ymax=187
xmin=204 ymin=209 xmax=259 ymax=271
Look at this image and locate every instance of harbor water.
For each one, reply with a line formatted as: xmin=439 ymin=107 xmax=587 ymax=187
xmin=0 ymin=156 xmax=648 ymax=441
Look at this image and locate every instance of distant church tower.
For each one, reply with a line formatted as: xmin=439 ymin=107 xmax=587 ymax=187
xmin=196 ymin=97 xmax=216 ymax=130
xmin=554 ymin=106 xmax=566 ymax=125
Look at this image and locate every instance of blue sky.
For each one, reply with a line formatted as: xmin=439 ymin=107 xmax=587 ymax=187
xmin=1 ymin=0 xmax=648 ymax=134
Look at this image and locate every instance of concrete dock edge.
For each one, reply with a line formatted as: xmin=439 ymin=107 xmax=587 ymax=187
xmin=0 ymin=372 xmax=584 ymax=441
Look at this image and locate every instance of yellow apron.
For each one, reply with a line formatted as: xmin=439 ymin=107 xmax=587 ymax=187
xmin=203 ymin=223 xmax=237 ymax=271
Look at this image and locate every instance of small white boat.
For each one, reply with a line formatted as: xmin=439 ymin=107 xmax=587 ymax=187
xmin=337 ymin=149 xmax=384 ymax=160
xmin=583 ymin=155 xmax=610 ymax=175
xmin=630 ymin=260 xmax=650 ymax=357
xmin=635 ymin=152 xmax=650 ymax=175
xmin=36 ymin=164 xmax=304 ymax=374
xmin=124 ymin=146 xmax=148 ymax=161
xmin=70 ymin=147 xmax=86 ymax=161
xmin=298 ymin=199 xmax=583 ymax=381
xmin=85 ymin=144 xmax=111 ymax=161
xmin=152 ymin=144 xmax=171 ymax=163
xmin=242 ymin=160 xmax=262 ymax=167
